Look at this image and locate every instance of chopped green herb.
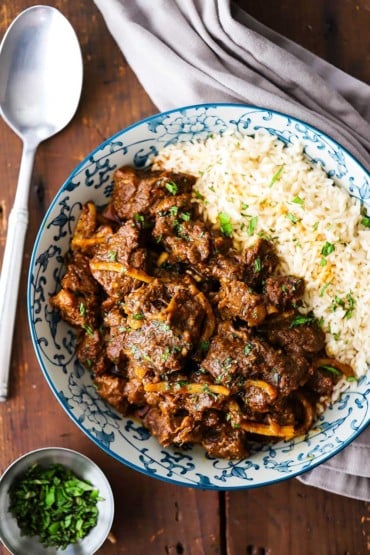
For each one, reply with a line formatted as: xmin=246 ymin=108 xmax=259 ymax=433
xmin=286 ymin=212 xmax=298 ymax=224
xmin=8 ymin=463 xmax=101 ymax=550
xmin=289 ymin=314 xmax=316 ymax=327
xmin=199 ymin=340 xmax=210 ymax=353
xmin=193 ymin=190 xmax=205 ymax=201
xmin=291 ymin=195 xmax=305 ymax=206
xmin=269 ymin=164 xmax=284 ymax=187
xmin=253 ymin=257 xmax=261 ymax=273
xmin=360 ymin=215 xmax=370 ymax=228
xmin=319 ymin=364 xmax=342 ymax=376
xmin=247 ymin=216 xmax=258 ymax=236
xmin=319 ymin=282 xmax=331 ymax=297
xmin=321 ymin=241 xmax=335 ymax=257
xmin=330 ymin=292 xmax=356 ymax=319
xmin=180 ymin=212 xmax=191 ymax=222
xmin=132 ymin=313 xmax=144 ymax=320
xmin=176 ymin=380 xmax=190 ymax=389
xmin=134 ymin=213 xmax=145 ymax=223
xmin=79 ymin=302 xmax=86 ymax=317
xmin=169 ymin=206 xmax=179 ymax=217
xmin=165 ymin=181 xmax=179 ymax=195
xmin=218 ymin=212 xmax=233 ymax=237
xmin=347 ymin=376 xmax=357 ymax=382
xmin=161 ymin=347 xmax=170 ymax=362
xmin=107 ymin=250 xmax=117 ymax=261
xmin=244 ymin=342 xmax=254 ymax=355
xmin=83 ymin=324 xmax=94 ymax=337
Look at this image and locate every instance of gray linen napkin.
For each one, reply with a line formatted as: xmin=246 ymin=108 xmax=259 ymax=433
xmin=93 ymin=0 xmax=370 ymax=500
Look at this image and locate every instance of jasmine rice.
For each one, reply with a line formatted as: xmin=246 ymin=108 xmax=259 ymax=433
xmin=153 ymin=131 xmax=370 ymax=377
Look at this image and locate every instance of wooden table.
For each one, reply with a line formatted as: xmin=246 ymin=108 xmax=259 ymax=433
xmin=0 ymin=1 xmax=369 ymax=553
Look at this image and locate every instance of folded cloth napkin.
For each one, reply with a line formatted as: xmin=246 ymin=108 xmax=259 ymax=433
xmin=93 ymin=0 xmax=370 ymax=500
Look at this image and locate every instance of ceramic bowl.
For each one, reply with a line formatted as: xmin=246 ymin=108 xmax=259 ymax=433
xmin=27 ymin=103 xmax=370 ymax=490
xmin=0 ymin=447 xmax=114 ymax=554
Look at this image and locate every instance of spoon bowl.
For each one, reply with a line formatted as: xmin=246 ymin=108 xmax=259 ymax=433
xmin=0 ymin=5 xmax=83 ymax=144
xmin=0 ymin=5 xmax=83 ymax=399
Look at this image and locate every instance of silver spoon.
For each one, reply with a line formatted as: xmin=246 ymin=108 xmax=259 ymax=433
xmin=0 ymin=6 xmax=83 ymax=400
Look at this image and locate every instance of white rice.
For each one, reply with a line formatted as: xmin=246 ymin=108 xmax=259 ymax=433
xmin=153 ymin=131 xmax=370 ymax=377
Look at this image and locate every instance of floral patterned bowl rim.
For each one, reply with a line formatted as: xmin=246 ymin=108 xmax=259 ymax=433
xmin=27 ymin=103 xmax=370 ymax=490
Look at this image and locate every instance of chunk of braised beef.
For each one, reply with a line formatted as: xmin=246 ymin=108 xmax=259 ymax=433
xmin=139 ymin=406 xmax=198 ymax=447
xmin=205 ymin=250 xmax=244 ymax=282
xmin=76 ymin=329 xmax=109 ymax=376
xmin=305 ymin=368 xmax=337 ymax=397
xmin=264 ymin=275 xmax=305 ymax=310
xmin=112 ymin=166 xmax=196 ymax=220
xmin=200 ymin=411 xmax=248 ymax=459
xmin=115 ymin=321 xmax=192 ymax=376
xmin=61 ymin=252 xmax=99 ymax=297
xmin=72 ymin=201 xmax=98 ymax=241
xmin=241 ymin=239 xmax=278 ymax=288
xmin=50 ymin=252 xmax=100 ymax=329
xmin=89 ymin=221 xmax=148 ymax=300
xmin=94 ymin=374 xmax=130 ymax=414
xmin=265 ymin=321 xmax=325 ymax=358
xmin=200 ymin=321 xmax=253 ymax=388
xmin=124 ymin=276 xmax=207 ymax=346
xmin=216 ymin=279 xmax=267 ymax=326
xmin=201 ymin=321 xmax=310 ymax=397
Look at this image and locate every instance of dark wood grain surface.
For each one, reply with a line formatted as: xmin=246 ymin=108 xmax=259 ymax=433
xmin=0 ymin=1 xmax=369 ymax=554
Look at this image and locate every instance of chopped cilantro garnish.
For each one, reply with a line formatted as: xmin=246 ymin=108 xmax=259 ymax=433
xmin=321 ymin=241 xmax=335 ymax=256
xmin=360 ymin=215 xmax=370 ymax=228
xmin=168 ymin=206 xmax=178 ymax=217
xmin=330 ymin=292 xmax=356 ymax=319
xmin=253 ymin=257 xmax=261 ymax=273
xmin=132 ymin=313 xmax=145 ymax=320
xmin=199 ymin=340 xmax=210 ymax=352
xmin=247 ymin=216 xmax=258 ymax=236
xmin=289 ymin=314 xmax=316 ymax=327
xmin=291 ymin=195 xmax=304 ymax=206
xmin=83 ymin=324 xmax=94 ymax=337
xmin=319 ymin=282 xmax=331 ymax=297
xmin=193 ymin=190 xmax=205 ymax=201
xmin=134 ymin=213 xmax=145 ymax=223
xmin=286 ymin=212 xmax=298 ymax=224
xmin=269 ymin=164 xmax=284 ymax=187
xmin=107 ymin=250 xmax=117 ymax=261
xmin=180 ymin=212 xmax=191 ymax=222
xmin=218 ymin=212 xmax=233 ymax=237
xmin=165 ymin=181 xmax=179 ymax=195
xmin=8 ymin=463 xmax=101 ymax=550
xmin=319 ymin=365 xmax=342 ymax=376
xmin=244 ymin=342 xmax=254 ymax=355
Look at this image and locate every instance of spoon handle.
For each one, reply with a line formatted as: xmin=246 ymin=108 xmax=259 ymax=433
xmin=0 ymin=144 xmax=36 ymax=400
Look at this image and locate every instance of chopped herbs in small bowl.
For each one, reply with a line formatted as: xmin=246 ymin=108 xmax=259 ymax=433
xmin=0 ymin=447 xmax=114 ymax=554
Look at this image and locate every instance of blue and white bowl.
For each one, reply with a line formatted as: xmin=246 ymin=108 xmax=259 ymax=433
xmin=28 ymin=104 xmax=370 ymax=490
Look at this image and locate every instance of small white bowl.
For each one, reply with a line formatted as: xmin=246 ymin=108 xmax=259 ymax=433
xmin=0 ymin=447 xmax=114 ymax=555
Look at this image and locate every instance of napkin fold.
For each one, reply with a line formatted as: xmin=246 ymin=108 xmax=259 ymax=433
xmin=93 ymin=0 xmax=370 ymax=501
